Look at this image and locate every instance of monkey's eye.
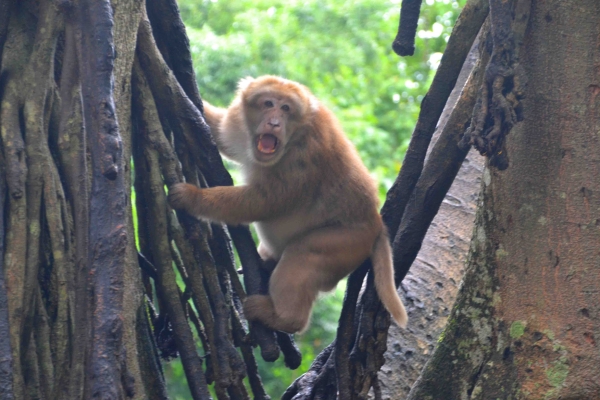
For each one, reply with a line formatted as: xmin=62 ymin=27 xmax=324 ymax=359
xmin=281 ymin=104 xmax=290 ymax=112
xmin=264 ymin=100 xmax=274 ymax=108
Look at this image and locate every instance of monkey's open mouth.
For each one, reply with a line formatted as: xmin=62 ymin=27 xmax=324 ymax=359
xmin=257 ymin=134 xmax=279 ymax=154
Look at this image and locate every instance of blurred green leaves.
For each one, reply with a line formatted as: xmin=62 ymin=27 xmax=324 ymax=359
xmin=180 ymin=0 xmax=464 ymax=195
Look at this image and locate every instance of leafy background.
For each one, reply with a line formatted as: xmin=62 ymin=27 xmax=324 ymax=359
xmin=165 ymin=0 xmax=465 ymax=397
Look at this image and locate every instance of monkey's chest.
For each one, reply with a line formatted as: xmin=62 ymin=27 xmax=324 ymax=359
xmin=254 ymin=214 xmax=316 ymax=258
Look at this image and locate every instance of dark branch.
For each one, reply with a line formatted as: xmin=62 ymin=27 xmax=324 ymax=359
xmin=131 ymin=106 xmax=210 ymax=399
xmin=145 ymin=0 xmax=204 ymax=113
xmin=392 ymin=0 xmax=423 ymax=56
xmin=228 ymin=227 xmax=281 ymax=361
xmin=136 ymin=16 xmax=284 ymax=362
xmin=393 ymin=27 xmax=491 ymax=284
xmin=276 ymin=332 xmax=302 ymax=370
xmin=381 ymin=0 xmax=489 ymax=235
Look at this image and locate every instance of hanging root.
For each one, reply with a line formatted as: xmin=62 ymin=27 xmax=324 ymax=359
xmin=459 ymin=0 xmax=532 ymax=170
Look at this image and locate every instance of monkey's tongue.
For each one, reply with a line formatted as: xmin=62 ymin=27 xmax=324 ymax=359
xmin=257 ymin=134 xmax=278 ymax=154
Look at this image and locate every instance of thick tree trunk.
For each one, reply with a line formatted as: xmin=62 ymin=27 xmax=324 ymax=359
xmin=408 ymin=1 xmax=600 ymax=398
xmin=1 ymin=1 xmax=149 ymax=398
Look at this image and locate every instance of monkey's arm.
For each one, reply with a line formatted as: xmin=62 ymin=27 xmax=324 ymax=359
xmin=168 ymin=183 xmax=297 ymax=225
xmin=202 ymin=101 xmax=248 ymax=163
xmin=202 ymin=100 xmax=226 ymax=134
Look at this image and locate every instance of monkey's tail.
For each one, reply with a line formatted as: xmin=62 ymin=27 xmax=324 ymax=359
xmin=371 ymin=227 xmax=408 ymax=329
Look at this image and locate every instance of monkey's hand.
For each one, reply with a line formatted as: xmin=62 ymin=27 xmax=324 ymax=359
xmin=168 ymin=183 xmax=296 ymax=224
xmin=168 ymin=183 xmax=200 ymax=214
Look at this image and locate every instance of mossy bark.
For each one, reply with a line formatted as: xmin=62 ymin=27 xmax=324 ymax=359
xmin=408 ymin=1 xmax=600 ymax=398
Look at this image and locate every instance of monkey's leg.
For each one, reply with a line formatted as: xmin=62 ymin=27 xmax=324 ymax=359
xmin=244 ymin=226 xmax=376 ymax=333
xmin=244 ymin=261 xmax=319 ymax=334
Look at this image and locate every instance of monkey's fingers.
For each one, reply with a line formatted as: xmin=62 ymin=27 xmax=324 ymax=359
xmin=167 ymin=183 xmax=197 ymax=211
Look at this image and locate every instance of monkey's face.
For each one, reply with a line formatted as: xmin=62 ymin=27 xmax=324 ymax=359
xmin=245 ymin=92 xmax=304 ymax=167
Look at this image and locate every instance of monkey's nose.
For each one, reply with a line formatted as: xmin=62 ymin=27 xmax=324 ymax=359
xmin=268 ymin=118 xmax=280 ymax=127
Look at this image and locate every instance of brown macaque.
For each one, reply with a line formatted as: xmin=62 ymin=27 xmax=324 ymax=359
xmin=169 ymin=76 xmax=408 ymax=333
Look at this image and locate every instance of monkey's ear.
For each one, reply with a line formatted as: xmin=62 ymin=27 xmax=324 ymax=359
xmin=238 ymin=76 xmax=255 ymax=91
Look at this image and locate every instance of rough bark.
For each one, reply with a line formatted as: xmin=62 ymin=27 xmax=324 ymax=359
xmin=378 ymin=41 xmax=484 ymax=398
xmin=408 ymin=1 xmax=600 ymax=398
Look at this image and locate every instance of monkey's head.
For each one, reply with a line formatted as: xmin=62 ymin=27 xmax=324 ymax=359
xmin=239 ymin=76 xmax=317 ymax=167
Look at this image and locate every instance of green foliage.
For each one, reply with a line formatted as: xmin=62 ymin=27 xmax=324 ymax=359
xmin=180 ymin=0 xmax=465 ymax=195
xmin=168 ymin=0 xmax=465 ymax=397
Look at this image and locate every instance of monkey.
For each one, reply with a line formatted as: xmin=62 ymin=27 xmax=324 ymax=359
xmin=168 ymin=75 xmax=408 ymax=334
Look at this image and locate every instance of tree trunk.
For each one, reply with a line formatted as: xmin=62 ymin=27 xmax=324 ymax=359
xmin=0 ymin=1 xmax=152 ymax=398
xmin=378 ymin=44 xmax=484 ymax=398
xmin=0 ymin=1 xmax=282 ymax=399
xmin=408 ymin=1 xmax=600 ymax=398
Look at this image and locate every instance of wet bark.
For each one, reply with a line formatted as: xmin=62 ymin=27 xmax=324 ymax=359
xmin=408 ymin=1 xmax=600 ymax=398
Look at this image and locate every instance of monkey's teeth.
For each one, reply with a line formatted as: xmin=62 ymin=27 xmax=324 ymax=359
xmin=257 ymin=134 xmax=278 ymax=154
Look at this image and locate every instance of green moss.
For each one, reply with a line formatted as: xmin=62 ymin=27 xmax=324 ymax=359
xmin=552 ymin=343 xmax=566 ymax=352
xmin=495 ymin=248 xmax=509 ymax=258
xmin=543 ymin=329 xmax=555 ymax=340
xmin=544 ymin=388 xmax=559 ymax=400
xmin=509 ymin=321 xmax=526 ymax=339
xmin=546 ymin=359 xmax=569 ymax=388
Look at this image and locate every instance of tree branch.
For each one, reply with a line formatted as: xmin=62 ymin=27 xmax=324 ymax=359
xmin=392 ymin=0 xmax=423 ymax=56
xmin=131 ymin=103 xmax=211 ymax=399
xmin=135 ymin=15 xmax=284 ymax=362
xmin=381 ymin=0 xmax=489 ymax=235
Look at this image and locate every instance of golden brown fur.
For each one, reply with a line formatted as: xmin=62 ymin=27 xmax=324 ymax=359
xmin=169 ymin=75 xmax=407 ymax=333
